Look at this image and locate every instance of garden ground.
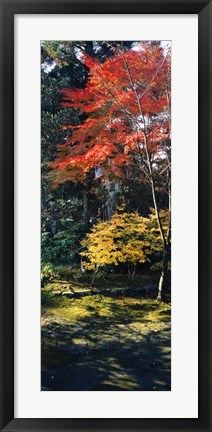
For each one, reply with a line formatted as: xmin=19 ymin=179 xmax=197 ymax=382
xmin=41 ymin=275 xmax=171 ymax=391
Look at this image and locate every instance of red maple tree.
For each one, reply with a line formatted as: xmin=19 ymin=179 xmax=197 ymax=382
xmin=53 ymin=41 xmax=171 ymax=298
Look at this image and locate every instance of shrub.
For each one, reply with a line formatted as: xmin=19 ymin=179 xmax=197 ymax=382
xmin=41 ymin=263 xmax=58 ymax=285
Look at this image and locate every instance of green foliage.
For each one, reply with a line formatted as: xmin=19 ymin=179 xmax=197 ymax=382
xmin=41 ymin=227 xmax=84 ymax=266
xmin=41 ymin=263 xmax=58 ymax=284
xmin=41 ymin=188 xmax=88 ymax=266
xmin=72 ymin=267 xmax=83 ymax=281
xmin=150 ymin=261 xmax=171 ymax=272
xmin=41 ymin=41 xmax=91 ymax=270
xmin=56 ymin=265 xmax=72 ymax=280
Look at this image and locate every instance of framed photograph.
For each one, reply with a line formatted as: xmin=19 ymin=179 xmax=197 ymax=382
xmin=0 ymin=0 xmax=211 ymax=431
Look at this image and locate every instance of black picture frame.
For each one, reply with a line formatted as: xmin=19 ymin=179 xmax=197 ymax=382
xmin=0 ymin=0 xmax=211 ymax=431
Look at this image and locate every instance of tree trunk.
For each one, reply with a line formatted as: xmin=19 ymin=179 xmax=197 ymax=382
xmin=157 ymin=246 xmax=169 ymax=300
xmin=128 ymin=263 xmax=131 ymax=281
xmin=105 ymin=181 xmax=119 ymax=220
xmin=83 ymin=189 xmax=88 ymax=227
xmin=132 ymin=264 xmax=136 ymax=281
xmin=80 ymin=257 xmax=86 ymax=274
xmin=120 ymin=50 xmax=171 ymax=301
xmin=91 ymin=265 xmax=99 ymax=288
xmin=158 ymin=191 xmax=171 ymax=300
xmin=128 ymin=263 xmax=136 ymax=283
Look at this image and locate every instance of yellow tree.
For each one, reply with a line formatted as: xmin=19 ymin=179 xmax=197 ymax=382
xmin=81 ymin=208 xmax=170 ymax=286
xmin=81 ymin=210 xmax=151 ymax=284
xmin=109 ymin=211 xmax=151 ymax=282
xmin=80 ymin=219 xmax=122 ymax=285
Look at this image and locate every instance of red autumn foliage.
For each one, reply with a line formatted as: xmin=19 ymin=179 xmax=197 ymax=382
xmin=52 ymin=42 xmax=171 ymax=184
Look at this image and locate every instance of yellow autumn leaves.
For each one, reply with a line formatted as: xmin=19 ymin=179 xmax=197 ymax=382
xmin=80 ymin=208 xmax=169 ymax=271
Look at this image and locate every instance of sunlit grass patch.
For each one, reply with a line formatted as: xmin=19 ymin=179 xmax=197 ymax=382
xmin=42 ymin=293 xmax=170 ymax=326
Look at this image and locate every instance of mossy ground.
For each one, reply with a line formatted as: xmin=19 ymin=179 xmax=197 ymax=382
xmin=41 ymin=274 xmax=171 ymax=391
xmin=43 ymin=294 xmax=170 ymax=324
